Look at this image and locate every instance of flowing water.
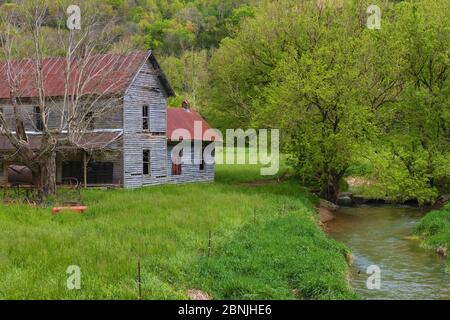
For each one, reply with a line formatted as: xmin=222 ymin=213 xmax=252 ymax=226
xmin=328 ymin=206 xmax=450 ymax=300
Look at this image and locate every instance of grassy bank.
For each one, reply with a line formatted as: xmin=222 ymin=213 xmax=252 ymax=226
xmin=415 ymin=204 xmax=450 ymax=273
xmin=0 ymin=161 xmax=355 ymax=299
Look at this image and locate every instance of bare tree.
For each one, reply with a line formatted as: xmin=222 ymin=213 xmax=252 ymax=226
xmin=0 ymin=0 xmax=138 ymax=196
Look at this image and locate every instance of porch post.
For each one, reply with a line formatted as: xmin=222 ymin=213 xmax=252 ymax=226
xmin=83 ymin=151 xmax=88 ymax=188
xmin=3 ymin=162 xmax=8 ymax=200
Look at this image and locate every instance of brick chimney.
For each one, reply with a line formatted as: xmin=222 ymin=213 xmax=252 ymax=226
xmin=182 ymin=99 xmax=190 ymax=111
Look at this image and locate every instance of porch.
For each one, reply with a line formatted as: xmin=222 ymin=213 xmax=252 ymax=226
xmin=0 ymin=132 xmax=124 ymax=189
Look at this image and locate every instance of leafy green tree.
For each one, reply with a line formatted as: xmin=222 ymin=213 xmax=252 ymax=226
xmin=367 ymin=0 xmax=450 ymax=203
xmin=252 ymin=0 xmax=382 ymax=202
xmin=206 ymin=0 xmax=384 ymax=201
xmin=205 ymin=0 xmax=449 ymax=203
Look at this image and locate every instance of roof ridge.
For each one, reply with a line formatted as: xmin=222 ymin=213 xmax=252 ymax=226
xmin=0 ymin=51 xmax=148 ymax=63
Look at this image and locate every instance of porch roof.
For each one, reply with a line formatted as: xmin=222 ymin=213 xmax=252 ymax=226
xmin=0 ymin=131 xmax=122 ymax=151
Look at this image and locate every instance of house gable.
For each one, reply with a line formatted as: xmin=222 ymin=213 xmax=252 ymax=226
xmin=122 ymin=55 xmax=171 ymax=188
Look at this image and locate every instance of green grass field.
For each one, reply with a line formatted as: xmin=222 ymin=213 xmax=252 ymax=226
xmin=0 ymin=159 xmax=356 ymax=299
xmin=416 ymin=204 xmax=450 ymax=273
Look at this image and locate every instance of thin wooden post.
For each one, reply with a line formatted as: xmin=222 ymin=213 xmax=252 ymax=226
xmin=137 ymin=256 xmax=142 ymax=300
xmin=3 ymin=162 xmax=8 ymax=201
xmin=253 ymin=207 xmax=256 ymax=223
xmin=83 ymin=151 xmax=87 ymax=188
xmin=208 ymin=231 xmax=212 ymax=257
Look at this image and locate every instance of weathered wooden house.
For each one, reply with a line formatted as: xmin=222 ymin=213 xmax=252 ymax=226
xmin=0 ymin=51 xmax=216 ymax=188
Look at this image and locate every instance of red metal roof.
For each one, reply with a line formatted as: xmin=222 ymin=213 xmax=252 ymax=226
xmin=0 ymin=52 xmax=148 ymax=99
xmin=167 ymin=107 xmax=219 ymax=142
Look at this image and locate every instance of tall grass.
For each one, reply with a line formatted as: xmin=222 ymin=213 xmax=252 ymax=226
xmin=0 ymin=159 xmax=354 ymax=299
xmin=415 ymin=204 xmax=450 ymax=272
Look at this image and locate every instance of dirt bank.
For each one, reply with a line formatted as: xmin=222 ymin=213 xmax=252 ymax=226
xmin=318 ymin=207 xmax=336 ymax=223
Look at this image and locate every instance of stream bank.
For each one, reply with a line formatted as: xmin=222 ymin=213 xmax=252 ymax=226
xmin=327 ymin=206 xmax=450 ymax=299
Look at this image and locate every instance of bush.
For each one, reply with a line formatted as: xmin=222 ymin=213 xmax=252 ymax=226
xmin=415 ymin=205 xmax=450 ymax=272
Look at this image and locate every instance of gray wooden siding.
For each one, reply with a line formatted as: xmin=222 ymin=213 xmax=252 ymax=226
xmin=166 ymin=143 xmax=215 ymax=184
xmin=123 ymin=58 xmax=169 ymax=188
xmin=0 ymin=99 xmax=123 ymax=131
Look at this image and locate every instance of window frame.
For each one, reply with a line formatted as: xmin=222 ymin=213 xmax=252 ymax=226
xmin=172 ymin=162 xmax=182 ymax=176
xmin=142 ymin=105 xmax=149 ymax=131
xmin=171 ymin=147 xmax=182 ymax=176
xmin=143 ymin=149 xmax=151 ymax=176
xmin=34 ymin=106 xmax=43 ymax=131
xmin=199 ymin=146 xmax=206 ymax=171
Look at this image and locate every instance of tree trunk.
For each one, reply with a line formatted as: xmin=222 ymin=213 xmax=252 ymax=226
xmin=320 ymin=172 xmax=343 ymax=204
xmin=33 ymin=152 xmax=57 ymax=197
xmin=321 ymin=183 xmax=340 ymax=204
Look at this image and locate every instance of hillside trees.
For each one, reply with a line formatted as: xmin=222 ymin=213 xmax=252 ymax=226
xmin=123 ymin=0 xmax=256 ymax=54
xmin=160 ymin=49 xmax=209 ymax=108
xmin=123 ymin=0 xmax=257 ymax=105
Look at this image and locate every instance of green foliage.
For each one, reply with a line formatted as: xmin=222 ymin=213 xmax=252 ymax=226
xmin=205 ymin=0 xmax=450 ymax=203
xmin=113 ymin=0 xmax=257 ymax=53
xmin=345 ymin=160 xmax=373 ymax=178
xmin=206 ymin=0 xmax=382 ymax=200
xmin=416 ymin=205 xmax=450 ymax=271
xmin=416 ymin=205 xmax=450 ymax=240
xmin=160 ymin=49 xmax=209 ymax=109
xmin=228 ymin=5 xmax=255 ymax=27
xmin=1 ymin=0 xmax=257 ymax=54
xmin=361 ymin=0 xmax=450 ymax=203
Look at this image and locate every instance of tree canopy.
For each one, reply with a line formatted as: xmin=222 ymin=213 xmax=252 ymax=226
xmin=204 ymin=0 xmax=449 ymax=203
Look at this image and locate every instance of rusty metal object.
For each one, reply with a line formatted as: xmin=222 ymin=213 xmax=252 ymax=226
xmin=52 ymin=206 xmax=87 ymax=215
xmin=8 ymin=165 xmax=33 ymax=185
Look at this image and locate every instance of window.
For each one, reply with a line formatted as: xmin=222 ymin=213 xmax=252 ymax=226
xmin=171 ymin=148 xmax=182 ymax=176
xmin=34 ymin=106 xmax=43 ymax=131
xmin=143 ymin=150 xmax=151 ymax=175
xmin=200 ymin=146 xmax=205 ymax=171
xmin=172 ymin=162 xmax=182 ymax=175
xmin=142 ymin=105 xmax=149 ymax=131
xmin=85 ymin=112 xmax=95 ymax=130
